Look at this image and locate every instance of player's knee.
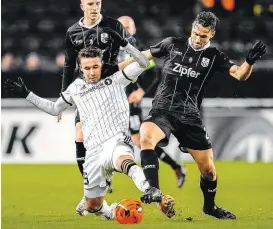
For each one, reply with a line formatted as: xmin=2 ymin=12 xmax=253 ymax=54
xmin=201 ymin=164 xmax=216 ymax=181
xmin=86 ymin=198 xmax=103 ymax=213
xmin=139 ymin=127 xmax=154 ymax=147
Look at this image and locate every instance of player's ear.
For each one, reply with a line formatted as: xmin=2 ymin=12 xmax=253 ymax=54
xmin=80 ymin=4 xmax=84 ymax=11
xmin=101 ymin=60 xmax=104 ymax=67
xmin=211 ymin=30 xmax=216 ymax=39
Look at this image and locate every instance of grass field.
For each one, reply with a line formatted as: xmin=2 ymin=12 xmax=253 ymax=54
xmin=2 ymin=162 xmax=273 ymax=229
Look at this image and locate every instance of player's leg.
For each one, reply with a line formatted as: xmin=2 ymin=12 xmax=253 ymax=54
xmin=79 ymin=149 xmax=118 ymax=218
xmin=114 ymin=152 xmax=150 ymax=193
xmin=112 ymin=138 xmax=174 ymax=218
xmin=188 ymin=148 xmax=236 ymax=219
xmin=155 ymin=146 xmax=186 ymax=188
xmin=175 ymin=117 xmax=236 ymax=219
xmin=139 ymin=121 xmax=165 ymax=189
xmin=75 ymin=110 xmax=85 ymax=177
xmin=75 ymin=122 xmax=85 ymax=176
xmin=74 ymin=110 xmax=89 ymax=213
xmin=83 ymin=188 xmax=116 ymax=219
xmin=139 ymin=120 xmax=175 ymax=218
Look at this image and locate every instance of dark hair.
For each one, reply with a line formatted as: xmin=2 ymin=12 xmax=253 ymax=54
xmin=193 ymin=11 xmax=219 ymax=31
xmin=77 ymin=47 xmax=103 ymax=64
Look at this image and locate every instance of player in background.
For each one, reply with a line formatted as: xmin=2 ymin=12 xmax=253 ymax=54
xmin=117 ymin=16 xmax=186 ymax=188
xmin=4 ymin=31 xmax=175 ymax=219
xmin=57 ymin=0 xmax=134 ymax=212
xmin=124 ymin=11 xmax=266 ymax=219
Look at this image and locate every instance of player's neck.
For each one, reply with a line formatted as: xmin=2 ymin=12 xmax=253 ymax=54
xmin=83 ymin=14 xmax=102 ymax=27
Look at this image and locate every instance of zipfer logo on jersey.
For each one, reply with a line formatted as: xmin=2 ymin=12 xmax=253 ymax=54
xmin=172 ymin=62 xmax=201 ymax=78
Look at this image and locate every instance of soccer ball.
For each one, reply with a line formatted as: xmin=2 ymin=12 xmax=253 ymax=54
xmin=115 ymin=198 xmax=144 ymax=224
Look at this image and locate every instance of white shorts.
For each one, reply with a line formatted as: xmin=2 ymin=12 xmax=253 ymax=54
xmin=83 ymin=132 xmax=134 ymax=198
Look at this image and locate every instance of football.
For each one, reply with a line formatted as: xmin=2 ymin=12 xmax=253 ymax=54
xmin=115 ymin=198 xmax=144 ymax=224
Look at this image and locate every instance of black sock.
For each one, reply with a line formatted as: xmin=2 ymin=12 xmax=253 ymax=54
xmin=200 ymin=176 xmax=217 ymax=209
xmin=155 ymin=146 xmax=180 ymax=169
xmin=140 ymin=149 xmax=159 ymax=189
xmin=75 ymin=141 xmax=86 ymax=177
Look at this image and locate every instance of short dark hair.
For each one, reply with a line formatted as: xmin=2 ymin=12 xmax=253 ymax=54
xmin=193 ymin=11 xmax=219 ymax=31
xmin=77 ymin=47 xmax=103 ymax=64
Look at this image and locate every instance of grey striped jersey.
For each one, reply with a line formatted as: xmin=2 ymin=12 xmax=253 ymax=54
xmin=61 ymin=63 xmax=143 ymax=150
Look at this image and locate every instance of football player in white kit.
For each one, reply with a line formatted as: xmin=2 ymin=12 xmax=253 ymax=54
xmin=4 ymin=28 xmax=175 ymax=219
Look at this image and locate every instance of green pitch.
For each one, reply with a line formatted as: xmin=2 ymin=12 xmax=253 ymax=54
xmin=2 ymin=162 xmax=273 ymax=229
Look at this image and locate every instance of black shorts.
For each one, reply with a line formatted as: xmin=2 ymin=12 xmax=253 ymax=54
xmin=129 ymin=104 xmax=142 ymax=135
xmin=143 ymin=109 xmax=211 ymax=150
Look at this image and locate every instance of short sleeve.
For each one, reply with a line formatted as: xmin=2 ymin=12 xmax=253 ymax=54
xmin=150 ymin=37 xmax=173 ymax=58
xmin=111 ymin=62 xmax=145 ymax=87
xmin=216 ymin=51 xmax=235 ymax=73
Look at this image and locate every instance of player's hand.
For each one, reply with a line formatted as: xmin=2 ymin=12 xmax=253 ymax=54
xmin=102 ymin=27 xmax=128 ymax=47
xmin=246 ymin=40 xmax=267 ymax=65
xmin=128 ymin=88 xmax=145 ymax=104
xmin=4 ymin=77 xmax=30 ymax=98
xmin=57 ymin=113 xmax=62 ymax=123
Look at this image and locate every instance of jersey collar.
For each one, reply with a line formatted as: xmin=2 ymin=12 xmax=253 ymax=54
xmin=79 ymin=14 xmax=103 ymax=29
xmin=188 ymin=37 xmax=210 ymax=51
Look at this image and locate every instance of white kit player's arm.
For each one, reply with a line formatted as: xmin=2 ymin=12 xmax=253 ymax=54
xmin=26 ymin=85 xmax=74 ymax=116
xmin=4 ymin=77 xmax=73 ymax=116
xmin=114 ymin=43 xmax=149 ymax=86
xmin=123 ymin=43 xmax=149 ymax=69
xmin=26 ymin=92 xmax=73 ymax=116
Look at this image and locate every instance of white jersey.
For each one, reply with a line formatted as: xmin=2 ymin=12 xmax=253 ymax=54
xmin=26 ymin=61 xmax=147 ymax=151
xmin=63 ymin=71 xmax=132 ymax=149
xmin=26 ymin=43 xmax=149 ymax=151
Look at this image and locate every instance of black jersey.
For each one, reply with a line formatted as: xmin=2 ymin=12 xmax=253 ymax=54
xmin=151 ymin=37 xmax=234 ymax=116
xmin=61 ymin=15 xmax=131 ymax=92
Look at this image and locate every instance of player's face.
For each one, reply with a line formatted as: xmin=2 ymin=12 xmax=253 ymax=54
xmin=190 ymin=23 xmax=215 ymax=49
xmin=81 ymin=0 xmax=102 ymax=22
xmin=80 ymin=57 xmax=103 ymax=83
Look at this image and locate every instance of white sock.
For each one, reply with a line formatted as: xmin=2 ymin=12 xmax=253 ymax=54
xmin=94 ymin=200 xmax=112 ymax=219
xmin=128 ymin=165 xmax=150 ymax=192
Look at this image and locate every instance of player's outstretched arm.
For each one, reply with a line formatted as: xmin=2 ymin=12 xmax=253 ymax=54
xmin=118 ymin=50 xmax=155 ymax=70
xmin=103 ymin=27 xmax=149 ymax=68
xmin=4 ymin=77 xmax=71 ymax=116
xmin=229 ymin=41 xmax=267 ymax=81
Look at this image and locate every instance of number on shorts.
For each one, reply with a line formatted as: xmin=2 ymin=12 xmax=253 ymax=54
xmin=204 ymin=127 xmax=210 ymax=140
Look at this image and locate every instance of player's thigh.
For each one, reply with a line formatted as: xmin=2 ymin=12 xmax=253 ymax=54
xmin=174 ymin=118 xmax=212 ymax=151
xmin=84 ymin=150 xmax=109 ymax=194
xmin=112 ymin=142 xmax=135 ymax=172
xmin=140 ymin=111 xmax=172 ymax=147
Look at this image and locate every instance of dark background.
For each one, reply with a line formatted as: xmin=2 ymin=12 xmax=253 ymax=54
xmin=2 ymin=0 xmax=273 ymax=98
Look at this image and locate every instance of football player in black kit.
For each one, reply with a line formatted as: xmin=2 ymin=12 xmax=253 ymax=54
xmin=118 ymin=16 xmax=187 ymax=189
xmin=56 ymin=0 xmax=134 ymax=214
xmin=136 ymin=11 xmax=267 ymax=219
